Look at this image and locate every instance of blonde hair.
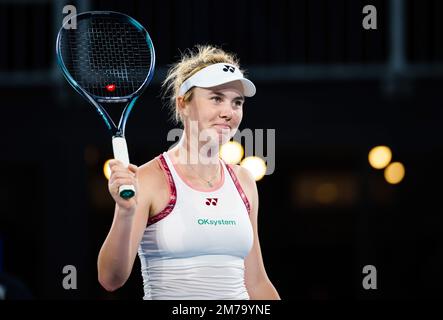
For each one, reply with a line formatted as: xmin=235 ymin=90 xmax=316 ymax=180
xmin=162 ymin=45 xmax=242 ymax=125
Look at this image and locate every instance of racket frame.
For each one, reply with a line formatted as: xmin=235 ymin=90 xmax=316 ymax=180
xmin=56 ymin=11 xmax=156 ymax=199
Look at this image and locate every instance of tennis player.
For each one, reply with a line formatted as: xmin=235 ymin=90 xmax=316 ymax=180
xmin=98 ymin=45 xmax=281 ymax=300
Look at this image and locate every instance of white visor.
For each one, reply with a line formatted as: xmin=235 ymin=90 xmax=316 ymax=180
xmin=178 ymin=63 xmax=256 ymax=97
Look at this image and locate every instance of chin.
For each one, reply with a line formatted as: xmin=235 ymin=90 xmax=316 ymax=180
xmin=221 ymin=131 xmax=237 ymax=145
xmin=200 ymin=127 xmax=232 ymax=147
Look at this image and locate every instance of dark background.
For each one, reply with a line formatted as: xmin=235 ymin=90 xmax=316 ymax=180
xmin=0 ymin=0 xmax=442 ymax=300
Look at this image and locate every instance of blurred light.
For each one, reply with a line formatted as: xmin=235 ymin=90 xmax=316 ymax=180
xmin=103 ymin=159 xmax=112 ymax=180
xmin=314 ymin=183 xmax=338 ymax=204
xmin=368 ymin=145 xmax=392 ymax=169
xmin=384 ymin=162 xmax=405 ymax=184
xmin=240 ymin=156 xmax=267 ymax=181
xmin=84 ymin=145 xmax=99 ymax=166
xmin=220 ymin=141 xmax=244 ymax=164
xmin=293 ymin=173 xmax=359 ymax=209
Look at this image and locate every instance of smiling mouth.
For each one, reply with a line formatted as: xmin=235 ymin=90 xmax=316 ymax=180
xmin=213 ymin=124 xmax=231 ymax=129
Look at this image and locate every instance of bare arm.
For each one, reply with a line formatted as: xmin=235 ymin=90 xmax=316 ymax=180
xmin=237 ymin=166 xmax=281 ymax=300
xmin=97 ymin=160 xmax=151 ymax=292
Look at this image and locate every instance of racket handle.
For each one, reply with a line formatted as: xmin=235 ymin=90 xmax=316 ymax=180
xmin=112 ymin=136 xmax=136 ymax=199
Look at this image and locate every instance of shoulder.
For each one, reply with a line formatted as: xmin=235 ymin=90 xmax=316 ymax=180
xmin=135 ymin=155 xmax=172 ymax=214
xmin=137 ymin=155 xmax=169 ymax=192
xmin=226 ymin=163 xmax=258 ymax=211
xmin=138 ymin=155 xmax=162 ymax=175
xmin=227 ymin=164 xmax=256 ymax=189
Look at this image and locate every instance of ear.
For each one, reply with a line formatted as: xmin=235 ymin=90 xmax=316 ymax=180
xmin=176 ymin=96 xmax=188 ymax=117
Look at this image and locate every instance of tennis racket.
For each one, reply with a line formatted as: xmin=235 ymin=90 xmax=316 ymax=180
xmin=56 ymin=11 xmax=155 ymax=199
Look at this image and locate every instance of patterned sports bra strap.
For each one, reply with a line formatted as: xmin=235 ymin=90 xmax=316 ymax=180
xmin=224 ymin=161 xmax=251 ymax=215
xmin=147 ymin=154 xmax=177 ymax=227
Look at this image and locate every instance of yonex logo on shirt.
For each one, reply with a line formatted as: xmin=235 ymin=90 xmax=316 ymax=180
xmin=205 ymin=198 xmax=218 ymax=206
xmin=197 ymin=218 xmax=237 ymax=226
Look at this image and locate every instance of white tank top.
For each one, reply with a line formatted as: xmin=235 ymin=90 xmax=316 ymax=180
xmin=137 ymin=151 xmax=254 ymax=300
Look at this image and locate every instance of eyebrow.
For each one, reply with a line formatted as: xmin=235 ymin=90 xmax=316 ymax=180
xmin=210 ymin=91 xmax=245 ymax=101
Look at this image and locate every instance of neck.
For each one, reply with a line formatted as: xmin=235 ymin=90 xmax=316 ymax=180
xmin=172 ymin=133 xmax=224 ymax=187
xmin=173 ymin=130 xmax=220 ymax=165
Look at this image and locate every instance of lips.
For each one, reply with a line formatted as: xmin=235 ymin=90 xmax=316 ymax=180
xmin=213 ymin=124 xmax=231 ymax=130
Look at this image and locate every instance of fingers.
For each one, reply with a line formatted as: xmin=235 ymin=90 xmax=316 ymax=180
xmin=111 ymin=167 xmax=136 ymax=177
xmin=108 ymin=160 xmax=139 ymax=186
xmin=107 ymin=160 xmax=139 ymax=207
xmin=128 ymin=164 xmax=138 ymax=174
xmin=108 ymin=159 xmax=125 ymax=171
xmin=108 ymin=159 xmax=138 ymax=169
xmin=108 ymin=160 xmax=138 ymax=174
xmin=111 ymin=178 xmax=135 ymax=188
xmin=109 ymin=173 xmax=134 ymax=184
xmin=109 ymin=177 xmax=138 ymax=195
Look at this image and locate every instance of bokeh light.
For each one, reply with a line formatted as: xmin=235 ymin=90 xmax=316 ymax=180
xmin=240 ymin=156 xmax=267 ymax=181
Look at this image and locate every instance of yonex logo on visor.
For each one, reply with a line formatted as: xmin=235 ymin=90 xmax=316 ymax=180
xmin=178 ymin=62 xmax=256 ymax=97
xmin=223 ymin=65 xmax=235 ymax=73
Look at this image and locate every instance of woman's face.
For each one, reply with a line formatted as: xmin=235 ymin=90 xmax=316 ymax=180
xmin=180 ymin=80 xmax=245 ymax=146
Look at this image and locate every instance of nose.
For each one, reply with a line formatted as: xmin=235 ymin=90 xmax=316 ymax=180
xmin=219 ymin=102 xmax=233 ymax=120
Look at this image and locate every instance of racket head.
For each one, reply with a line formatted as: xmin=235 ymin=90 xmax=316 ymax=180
xmin=56 ymin=11 xmax=155 ymax=103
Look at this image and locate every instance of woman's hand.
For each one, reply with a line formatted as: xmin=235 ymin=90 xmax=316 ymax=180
xmin=108 ymin=159 xmax=139 ymax=215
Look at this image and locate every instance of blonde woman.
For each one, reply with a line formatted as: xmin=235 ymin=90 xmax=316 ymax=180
xmin=98 ymin=45 xmax=281 ymax=300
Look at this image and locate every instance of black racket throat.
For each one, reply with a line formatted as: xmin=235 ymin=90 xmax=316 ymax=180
xmin=92 ymin=98 xmax=135 ymax=137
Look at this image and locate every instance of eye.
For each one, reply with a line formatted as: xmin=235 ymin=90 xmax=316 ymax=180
xmin=234 ymin=100 xmax=244 ymax=107
xmin=211 ymin=96 xmax=223 ymax=103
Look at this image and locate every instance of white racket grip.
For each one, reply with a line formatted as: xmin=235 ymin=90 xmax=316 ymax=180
xmin=112 ymin=136 xmax=130 ymax=167
xmin=112 ymin=136 xmax=136 ymax=199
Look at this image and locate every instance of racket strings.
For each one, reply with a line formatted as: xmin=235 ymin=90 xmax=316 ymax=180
xmin=61 ymin=17 xmax=152 ymax=98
